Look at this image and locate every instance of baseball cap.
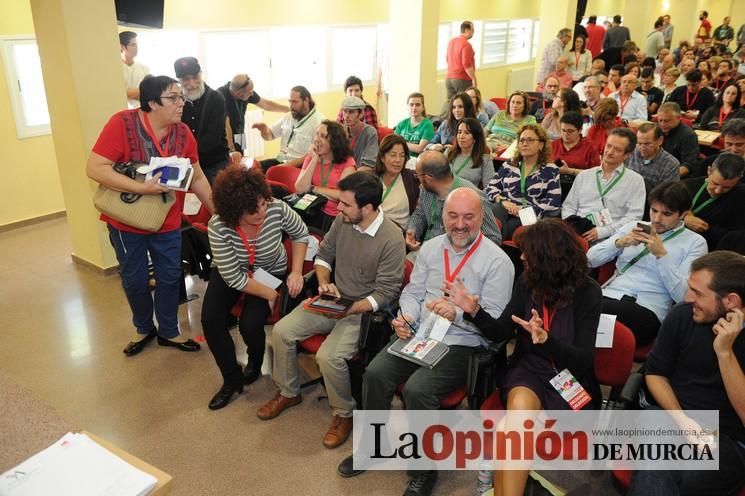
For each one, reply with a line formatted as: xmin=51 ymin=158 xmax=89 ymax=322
xmin=174 ymin=57 xmax=201 ymax=78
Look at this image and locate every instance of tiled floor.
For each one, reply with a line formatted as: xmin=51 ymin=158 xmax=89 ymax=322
xmin=0 ymin=217 xmax=618 ymax=495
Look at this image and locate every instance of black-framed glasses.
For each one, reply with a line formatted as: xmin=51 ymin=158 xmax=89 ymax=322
xmin=160 ymin=95 xmax=185 ymax=104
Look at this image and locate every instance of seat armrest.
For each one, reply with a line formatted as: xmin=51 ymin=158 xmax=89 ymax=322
xmin=617 ymin=371 xmax=645 ymax=409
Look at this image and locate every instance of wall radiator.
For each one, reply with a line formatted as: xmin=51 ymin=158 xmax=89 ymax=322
xmin=243 ymin=109 xmax=265 ymax=160
xmin=506 ymin=66 xmax=536 ymax=94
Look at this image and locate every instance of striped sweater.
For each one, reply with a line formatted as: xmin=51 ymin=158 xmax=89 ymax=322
xmin=208 ymin=200 xmax=309 ymax=291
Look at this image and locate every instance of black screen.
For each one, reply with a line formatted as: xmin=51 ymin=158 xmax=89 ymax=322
xmin=114 ymin=0 xmax=164 ymax=29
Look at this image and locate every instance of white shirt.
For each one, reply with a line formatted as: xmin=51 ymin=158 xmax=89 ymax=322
xmin=122 ymin=60 xmax=149 ymax=109
xmin=270 ymin=108 xmax=325 ymax=162
xmin=611 ymin=91 xmax=648 ymax=121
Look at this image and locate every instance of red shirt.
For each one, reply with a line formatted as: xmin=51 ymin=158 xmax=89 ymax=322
xmin=302 ymin=155 xmax=356 ymax=217
xmin=697 ymin=19 xmax=712 ymax=40
xmin=585 ymin=23 xmax=606 ymax=58
xmin=548 ymin=70 xmax=574 ymax=89
xmin=586 ymin=118 xmax=624 ymax=156
xmin=551 ymin=137 xmax=600 ymax=170
xmin=92 ymin=109 xmax=199 ymax=234
xmin=446 ymin=35 xmax=475 ymax=81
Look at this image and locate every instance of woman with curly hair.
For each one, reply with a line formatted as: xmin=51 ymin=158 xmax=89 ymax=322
xmin=485 ymin=124 xmax=561 ymax=240
xmin=446 ymin=117 xmax=495 ymax=188
xmin=295 ymin=119 xmax=357 ymax=223
xmin=202 ymin=167 xmax=309 ymax=410
xmin=374 ymin=134 xmax=419 ymax=229
xmin=442 ymin=218 xmax=602 ymax=495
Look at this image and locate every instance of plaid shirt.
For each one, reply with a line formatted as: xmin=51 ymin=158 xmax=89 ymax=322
xmin=336 ymin=103 xmax=379 ymax=129
xmin=627 ymin=148 xmax=680 ymax=190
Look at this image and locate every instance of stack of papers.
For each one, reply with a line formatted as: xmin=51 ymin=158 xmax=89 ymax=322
xmin=0 ymin=432 xmax=157 ymax=496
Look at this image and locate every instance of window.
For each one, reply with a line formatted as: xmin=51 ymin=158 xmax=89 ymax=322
xmin=201 ymin=30 xmax=271 ymax=90
xmin=269 ymin=26 xmax=327 ymax=97
xmin=330 ymin=26 xmax=378 ymax=87
xmin=136 ymin=30 xmax=199 ymax=80
xmin=1 ymin=38 xmax=50 ymax=138
xmin=532 ymin=20 xmax=541 ymax=59
xmin=482 ymin=21 xmax=508 ymax=65
xmin=506 ymin=19 xmax=533 ymax=64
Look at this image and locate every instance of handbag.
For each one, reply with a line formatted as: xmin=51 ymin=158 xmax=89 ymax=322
xmin=93 ymin=162 xmax=175 ymax=232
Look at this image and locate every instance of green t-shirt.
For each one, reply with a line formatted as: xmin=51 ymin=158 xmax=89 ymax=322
xmin=394 ymin=117 xmax=435 ymax=157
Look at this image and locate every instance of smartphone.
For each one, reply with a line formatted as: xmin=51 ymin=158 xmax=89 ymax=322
xmin=636 ymin=222 xmax=651 ymax=234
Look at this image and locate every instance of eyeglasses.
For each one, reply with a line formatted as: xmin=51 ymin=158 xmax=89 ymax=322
xmin=518 ymin=137 xmax=541 ymax=144
xmin=560 ymin=128 xmax=578 ymax=134
xmin=160 ymin=95 xmax=185 ymax=103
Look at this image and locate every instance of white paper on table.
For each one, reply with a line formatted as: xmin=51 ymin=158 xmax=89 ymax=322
xmin=253 ymin=268 xmax=283 ymax=290
xmin=0 ymin=432 xmax=156 ymax=496
xmin=518 ymin=206 xmax=537 ymax=226
xmin=595 ymin=313 xmax=616 ymax=348
xmin=183 ymin=192 xmax=202 ymax=215
xmin=305 ymin=235 xmax=319 ymax=261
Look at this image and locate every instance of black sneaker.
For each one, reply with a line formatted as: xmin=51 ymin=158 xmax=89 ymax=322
xmin=403 ymin=471 xmax=437 ymax=496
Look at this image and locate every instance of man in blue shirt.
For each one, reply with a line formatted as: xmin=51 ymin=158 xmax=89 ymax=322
xmin=587 ymin=181 xmax=708 ymax=345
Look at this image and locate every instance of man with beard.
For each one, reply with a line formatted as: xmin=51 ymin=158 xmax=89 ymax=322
xmin=217 ymin=74 xmax=288 ymax=155
xmin=340 ymin=96 xmax=378 ymax=169
xmin=530 ymin=75 xmax=560 ymax=122
xmin=405 ymin=151 xmax=501 ymax=253
xmin=335 ymin=187 xmax=514 ymax=496
xmin=628 ymin=251 xmax=745 ymax=496
xmin=252 ymin=85 xmax=324 ymax=172
xmin=174 ymin=57 xmax=233 ymax=184
xmin=587 ymin=181 xmax=707 ymax=346
xmin=257 ymin=172 xmax=405 ymax=450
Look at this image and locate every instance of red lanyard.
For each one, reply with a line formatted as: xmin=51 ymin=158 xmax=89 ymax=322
xmin=235 ymin=223 xmax=262 ymax=275
xmin=542 ymin=304 xmax=558 ymax=333
xmin=443 ymin=232 xmax=483 ymax=283
xmin=142 ymin=112 xmax=173 ymax=157
xmin=719 ymin=108 xmax=730 ymax=126
xmin=685 ymin=90 xmax=700 ymax=110
xmin=618 ymin=94 xmax=631 ymax=115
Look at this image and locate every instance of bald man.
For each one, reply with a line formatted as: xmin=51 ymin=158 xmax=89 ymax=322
xmin=217 ymin=74 xmax=289 ymax=156
xmin=548 ymin=56 xmax=574 ymax=89
xmin=336 ymin=187 xmax=514 ymax=492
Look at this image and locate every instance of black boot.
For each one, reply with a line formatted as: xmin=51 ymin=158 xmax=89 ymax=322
xmin=243 ymin=356 xmax=263 ymax=385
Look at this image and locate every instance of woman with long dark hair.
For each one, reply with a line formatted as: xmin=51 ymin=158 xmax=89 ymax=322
xmin=699 ymin=82 xmax=745 ymax=130
xmin=443 ymin=218 xmax=602 ymax=496
xmin=541 ymin=88 xmax=582 ymax=141
xmin=426 ymin=92 xmax=476 ymax=152
xmin=568 ymin=35 xmax=592 ymax=82
xmin=295 ymin=120 xmax=356 ymax=223
xmin=446 ymin=117 xmax=495 ymax=188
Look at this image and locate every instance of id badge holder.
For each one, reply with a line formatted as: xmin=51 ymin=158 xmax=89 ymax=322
xmin=596 ymin=208 xmax=613 ymax=227
xmin=518 ymin=206 xmax=538 ymax=226
xmin=549 ymin=368 xmax=591 ymax=411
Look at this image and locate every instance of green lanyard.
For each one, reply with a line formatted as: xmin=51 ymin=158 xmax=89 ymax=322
xmin=381 ymin=174 xmax=400 ymax=203
xmin=619 ymin=226 xmax=685 ymax=274
xmin=691 ymin=180 xmax=718 ymax=214
xmin=319 ymin=161 xmax=334 ymax=187
xmin=520 ymin=161 xmax=535 ymax=207
xmin=453 ymin=156 xmax=472 ymax=176
xmin=286 ymin=108 xmax=317 ymax=146
xmin=595 ymin=166 xmax=625 ymax=208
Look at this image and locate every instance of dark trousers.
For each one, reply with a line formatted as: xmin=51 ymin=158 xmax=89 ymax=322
xmin=202 ymin=158 xmax=230 ymax=185
xmin=201 ymin=270 xmax=271 ymax=387
xmin=628 ymin=435 xmax=745 ymax=496
xmin=108 ymin=225 xmax=181 ymax=338
xmin=602 ymin=296 xmax=661 ymax=346
xmin=492 ymin=202 xmax=523 ymax=241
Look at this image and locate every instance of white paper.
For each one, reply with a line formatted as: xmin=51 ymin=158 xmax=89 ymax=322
xmin=415 ymin=311 xmax=450 ymax=342
xmin=240 ymin=156 xmax=255 ymax=169
xmin=252 ymin=268 xmax=282 ymax=290
xmin=499 ymin=140 xmax=517 ymax=159
xmin=518 ymin=206 xmax=537 ymax=226
xmin=0 ymin=432 xmax=157 ymax=496
xmin=595 ymin=313 xmax=616 ymax=348
xmin=183 ymin=192 xmax=202 ymax=215
xmin=304 ymin=234 xmax=319 ymax=261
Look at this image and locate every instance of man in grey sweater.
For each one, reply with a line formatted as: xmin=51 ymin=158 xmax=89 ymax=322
xmin=257 ymin=172 xmax=406 ymax=450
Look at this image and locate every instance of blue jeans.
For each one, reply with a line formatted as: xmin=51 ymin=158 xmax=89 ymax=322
xmin=108 ymin=225 xmax=182 ymax=339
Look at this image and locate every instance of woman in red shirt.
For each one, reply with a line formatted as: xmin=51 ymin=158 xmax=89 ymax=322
xmin=586 ymin=98 xmax=622 ymax=157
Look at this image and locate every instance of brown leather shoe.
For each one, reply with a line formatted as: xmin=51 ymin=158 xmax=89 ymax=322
xmin=322 ymin=415 xmax=353 ymax=449
xmin=256 ymin=391 xmax=301 ymax=420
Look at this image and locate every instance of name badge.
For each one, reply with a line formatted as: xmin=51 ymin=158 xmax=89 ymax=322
xmin=591 ymin=208 xmax=613 ymax=227
xmin=549 ymin=368 xmax=592 ymax=410
xmin=518 ymin=206 xmax=538 ymax=226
